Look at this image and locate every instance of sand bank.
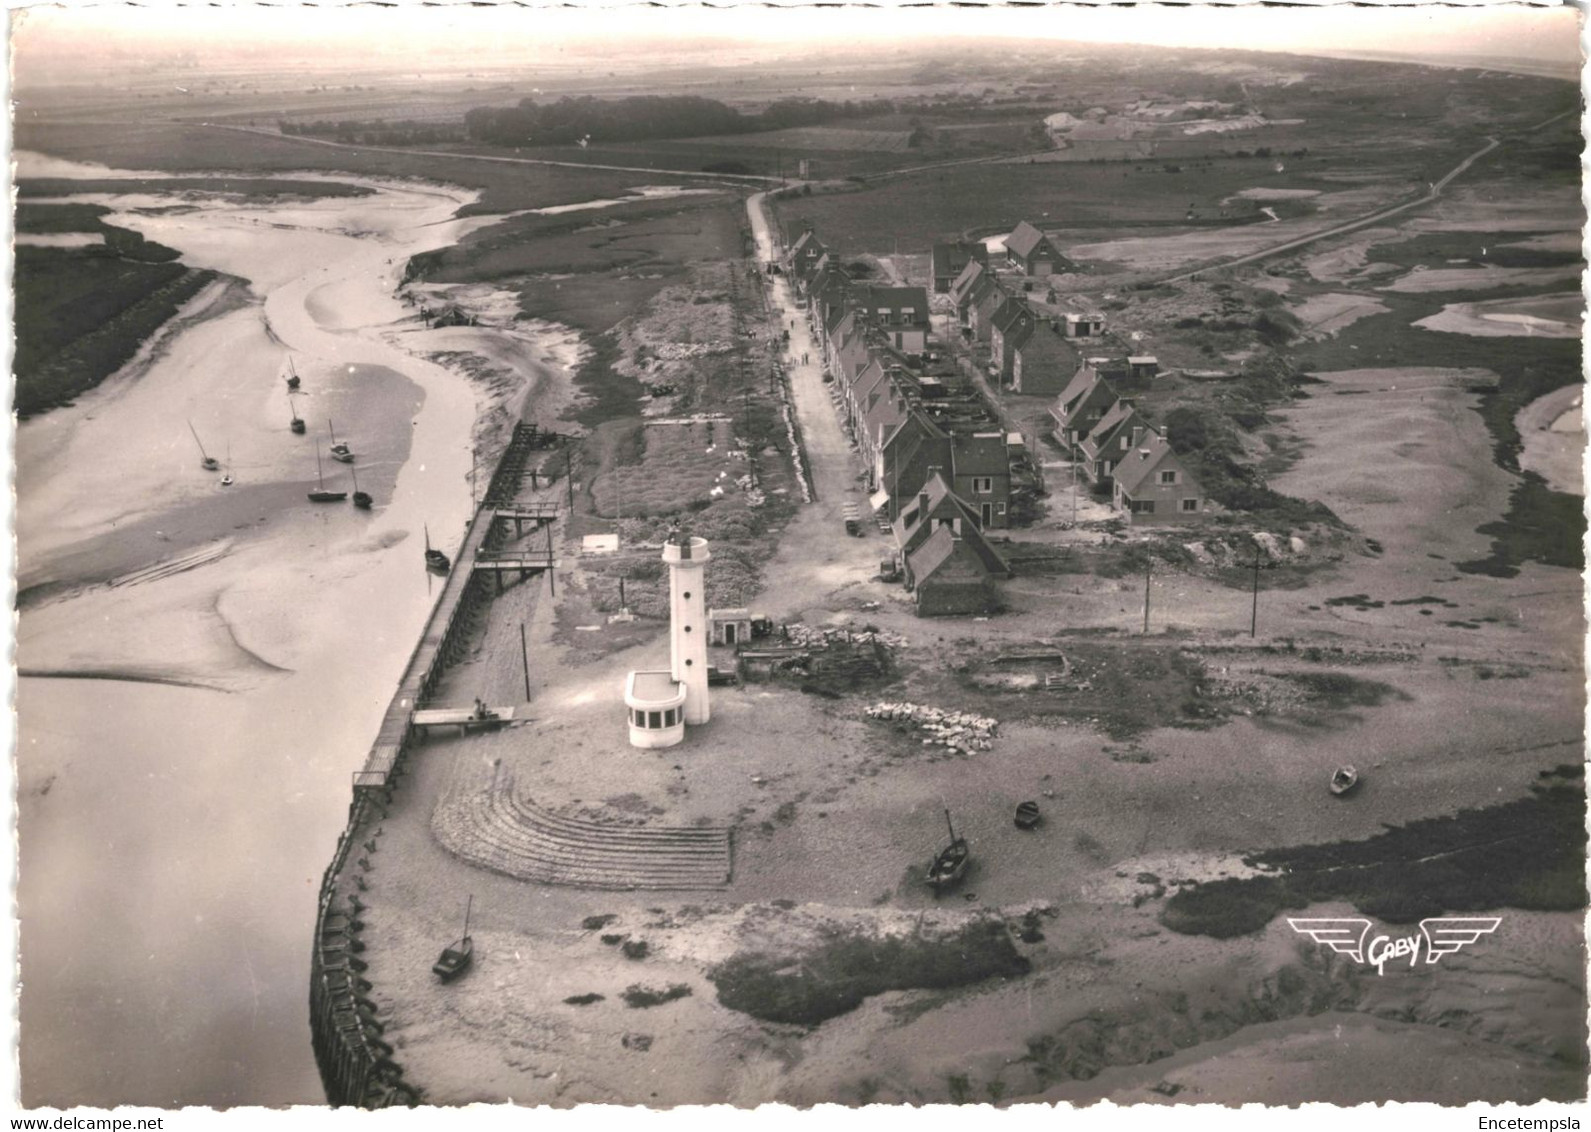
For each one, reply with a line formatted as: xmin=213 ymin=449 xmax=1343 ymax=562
xmin=1381 ymin=263 xmax=1582 ymax=293
xmin=1515 ymin=383 xmax=1585 ymax=495
xmin=1289 ymin=291 xmax=1389 ymax=337
xmin=1414 ymin=292 xmax=1582 ymax=339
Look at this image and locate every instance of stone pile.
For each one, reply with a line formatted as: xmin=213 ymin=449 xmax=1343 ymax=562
xmin=865 ymin=701 xmax=998 ymax=753
xmin=788 ymin=624 xmax=908 ymax=650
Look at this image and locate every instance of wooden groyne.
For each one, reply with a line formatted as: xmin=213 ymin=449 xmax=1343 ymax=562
xmin=310 ymin=423 xmax=565 ymax=1106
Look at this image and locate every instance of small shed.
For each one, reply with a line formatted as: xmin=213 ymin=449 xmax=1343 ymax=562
xmin=709 ymin=607 xmax=754 ymax=647
xmin=737 ymin=646 xmax=810 ymax=682
xmin=1128 ymin=355 xmax=1160 ymax=382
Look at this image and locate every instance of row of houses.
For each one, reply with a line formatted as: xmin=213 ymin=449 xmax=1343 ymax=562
xmin=1050 ymin=367 xmax=1210 ymax=524
xmin=787 ymin=225 xmax=1013 ymax=615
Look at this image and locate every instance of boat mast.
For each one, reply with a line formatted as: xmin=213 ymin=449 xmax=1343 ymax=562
xmin=944 ymin=808 xmax=957 ymax=844
xmin=463 ymin=895 xmax=473 ymax=940
xmin=316 ymin=450 xmax=326 ymax=490
xmin=187 ymin=420 xmax=211 ymax=461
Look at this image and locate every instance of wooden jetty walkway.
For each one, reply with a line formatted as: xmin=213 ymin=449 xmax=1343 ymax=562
xmin=353 ymin=493 xmax=559 ymax=794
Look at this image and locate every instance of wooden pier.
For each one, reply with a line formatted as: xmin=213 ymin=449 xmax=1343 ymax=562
xmin=352 ymin=436 xmax=563 ymax=794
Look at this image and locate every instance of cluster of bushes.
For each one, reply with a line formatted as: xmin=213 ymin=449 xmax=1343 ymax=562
xmin=279 ymin=119 xmax=465 ymax=147
xmin=462 ymin=94 xmax=899 ymax=148
xmin=710 ymin=918 xmax=1030 ymax=1025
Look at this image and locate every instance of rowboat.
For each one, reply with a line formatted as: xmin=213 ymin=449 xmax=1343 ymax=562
xmin=432 ymin=896 xmax=474 ymax=982
xmin=1014 ymin=800 xmax=1042 ymax=830
xmin=926 ymin=808 xmax=969 ymax=892
xmin=1330 ymin=766 xmax=1360 ymax=796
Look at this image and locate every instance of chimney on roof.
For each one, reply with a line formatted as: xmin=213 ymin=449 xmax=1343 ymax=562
xmin=919 ymin=490 xmax=930 ymax=516
xmin=1130 ymin=426 xmax=1146 ymax=448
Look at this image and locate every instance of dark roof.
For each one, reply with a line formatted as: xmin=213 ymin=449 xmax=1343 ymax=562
xmin=973 ymin=281 xmax=1008 ymax=315
xmin=932 ymin=240 xmax=990 ymax=279
xmin=1112 ymin=431 xmax=1196 ymax=496
xmin=1079 ymin=401 xmax=1147 ymax=460
xmin=907 ymin=522 xmax=1011 ymax=586
xmin=1054 ymin=366 xmax=1109 ymax=419
xmin=951 ymin=432 xmax=1009 ymax=479
xmin=1004 ymin=220 xmax=1051 ymax=260
xmin=860 ymin=285 xmax=931 ymax=326
xmin=948 ymin=260 xmax=986 ymax=305
xmin=1013 ymin=320 xmax=1077 ymax=368
xmin=990 ymin=297 xmax=1028 ymax=335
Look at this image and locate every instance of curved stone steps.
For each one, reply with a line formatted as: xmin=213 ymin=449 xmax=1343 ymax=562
xmin=433 ymin=766 xmax=731 ymax=890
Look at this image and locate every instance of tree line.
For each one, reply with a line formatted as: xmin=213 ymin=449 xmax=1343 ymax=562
xmin=460 ymin=94 xmax=898 ymax=147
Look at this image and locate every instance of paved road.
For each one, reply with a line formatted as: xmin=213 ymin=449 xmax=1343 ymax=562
xmin=743 ymin=191 xmax=885 ymax=618
xmin=1163 ymin=135 xmax=1502 ymax=283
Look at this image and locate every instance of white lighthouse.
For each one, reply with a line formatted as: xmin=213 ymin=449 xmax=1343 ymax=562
xmin=665 ymin=534 xmax=711 ymax=724
xmin=623 ymin=530 xmax=711 ymax=748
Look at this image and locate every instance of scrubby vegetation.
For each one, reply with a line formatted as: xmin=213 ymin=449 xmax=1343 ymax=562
xmin=621 ymin=983 xmax=692 ymax=1008
xmin=1161 ymin=765 xmax=1587 ymax=938
xmin=710 ymin=918 xmax=1030 ymax=1026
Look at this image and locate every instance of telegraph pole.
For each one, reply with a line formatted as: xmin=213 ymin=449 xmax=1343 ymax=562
xmin=519 ymin=623 xmax=532 ymax=701
xmin=564 ymin=442 xmax=575 ymax=512
xmin=1143 ymin=565 xmax=1152 ymax=634
xmin=1250 ymin=550 xmax=1262 ymax=638
xmin=546 ymin=520 xmax=556 ymax=597
xmin=1071 ymin=448 xmax=1078 ymax=525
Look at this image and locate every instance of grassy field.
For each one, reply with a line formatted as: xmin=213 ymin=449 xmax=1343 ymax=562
xmin=14 ymin=248 xmax=217 ymax=416
xmin=768 ymin=150 xmax=1431 ymax=253
xmin=589 ymin=419 xmax=744 ymax=518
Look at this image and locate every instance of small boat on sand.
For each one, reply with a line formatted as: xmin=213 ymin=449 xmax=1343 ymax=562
xmin=289 ymin=393 xmax=306 ymax=435
xmin=308 ymin=451 xmax=348 ymax=503
xmin=189 ymin=421 xmax=220 ymax=471
xmin=432 ymin=895 xmax=474 ymax=982
xmin=424 ymin=524 xmax=450 ymax=574
xmin=1330 ymin=765 xmax=1360 ymax=796
xmin=351 ymin=463 xmax=372 ymax=510
xmin=328 ymin=419 xmax=354 ymax=463
xmin=926 ymin=808 xmax=970 ymax=893
xmin=1014 ymin=800 xmax=1042 ymax=830
xmin=285 ymin=357 xmax=301 ymax=391
xmin=220 ymin=443 xmax=234 ymax=487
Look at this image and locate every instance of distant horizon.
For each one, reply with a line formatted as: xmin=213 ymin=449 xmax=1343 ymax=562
xmin=10 ymin=2 xmax=1583 ymax=80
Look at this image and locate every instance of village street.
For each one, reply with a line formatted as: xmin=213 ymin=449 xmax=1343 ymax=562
xmin=744 ymin=192 xmax=888 ymax=620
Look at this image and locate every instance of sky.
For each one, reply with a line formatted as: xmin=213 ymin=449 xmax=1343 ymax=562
xmin=8 ymin=1 xmax=1584 ymax=73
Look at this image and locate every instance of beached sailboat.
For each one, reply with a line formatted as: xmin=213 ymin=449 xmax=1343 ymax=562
xmin=285 ymin=356 xmax=301 ymax=391
xmin=289 ymin=393 xmax=306 ymax=435
xmin=432 ymin=895 xmax=474 ymax=983
xmin=1330 ymin=765 xmax=1360 ymax=796
xmin=424 ymin=524 xmax=451 ymax=574
xmin=188 ymin=421 xmax=220 ymax=471
xmin=308 ymin=451 xmax=348 ymax=503
xmin=328 ymin=419 xmax=355 ymax=463
xmin=221 ymin=443 xmax=234 ymax=487
xmin=350 ymin=463 xmax=372 ymax=510
xmin=926 ymin=808 xmax=970 ymax=893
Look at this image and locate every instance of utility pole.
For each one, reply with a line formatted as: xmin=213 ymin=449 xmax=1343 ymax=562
xmin=519 ymin=623 xmax=531 ymax=701
xmin=1250 ymin=550 xmax=1262 ymax=638
xmin=564 ymin=443 xmax=575 ymax=512
xmin=470 ymin=446 xmax=477 ymax=512
xmin=546 ymin=519 xmax=557 ymax=597
xmin=1071 ymin=448 xmax=1078 ymax=525
xmin=1143 ymin=564 xmax=1152 ymax=634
